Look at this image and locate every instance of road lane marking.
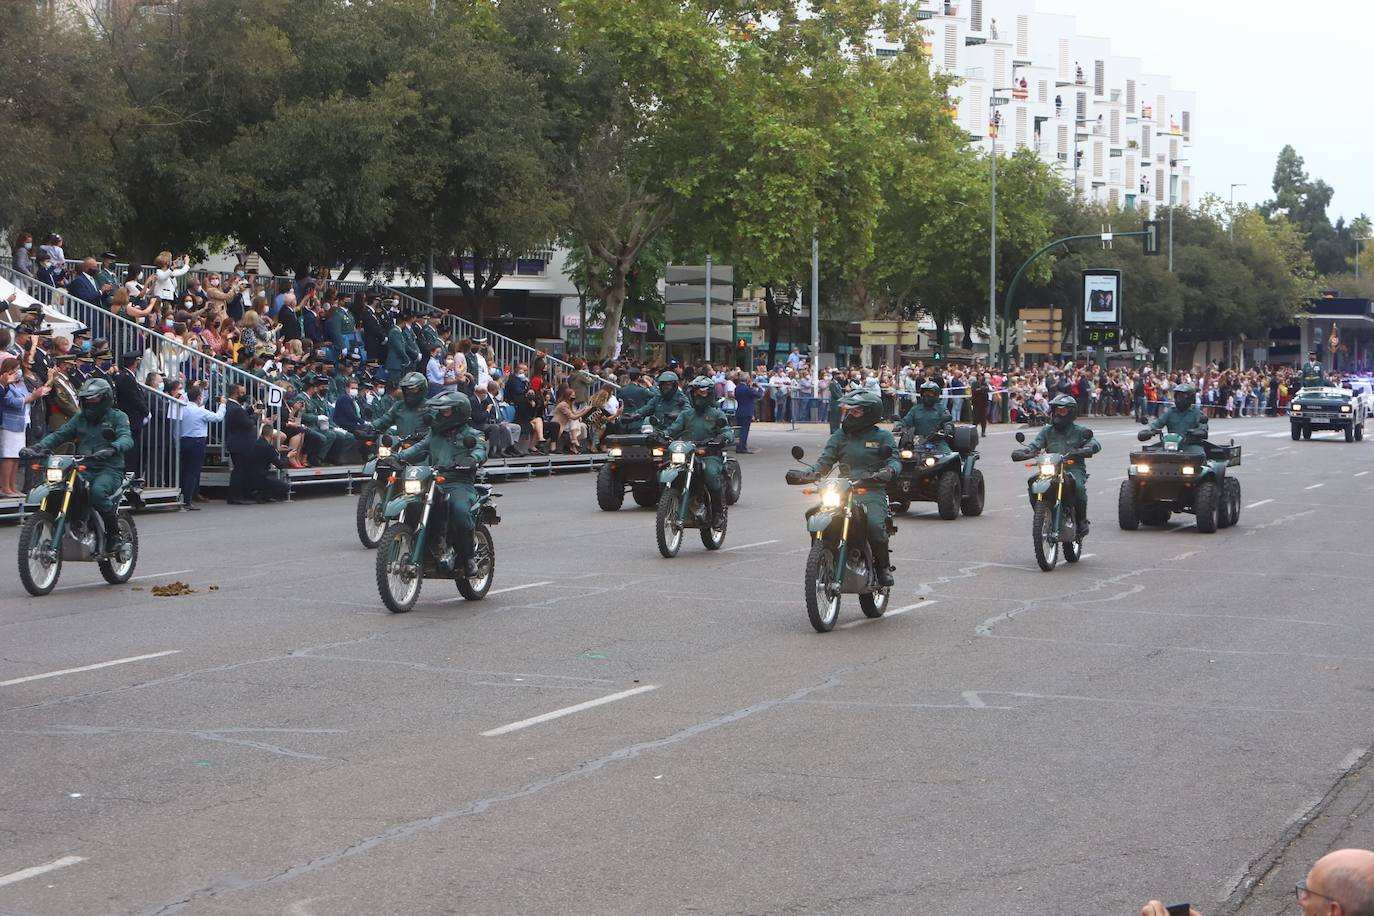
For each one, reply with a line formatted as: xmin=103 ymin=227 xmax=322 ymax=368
xmin=0 ymin=855 xmax=85 ymax=887
xmin=1246 ymin=499 xmax=1275 ymax=509
xmin=1357 ymin=471 xmax=1370 ymax=478
xmin=54 ymin=569 xmax=194 ymax=593
xmin=1305 ymin=483 xmax=1325 ymax=490
xmin=481 ymin=685 xmax=659 ymax=736
xmin=722 ymin=539 xmax=781 ymax=552
xmin=438 ymin=581 xmax=554 ymax=604
xmin=1079 ymin=553 xmax=1096 ymax=559
xmin=0 ymin=650 xmax=181 ymax=688
xmin=1265 ymin=432 xmax=1291 ymax=438
xmin=837 ymin=600 xmax=938 ymax=629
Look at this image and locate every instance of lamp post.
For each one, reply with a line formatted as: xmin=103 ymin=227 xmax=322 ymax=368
xmin=989 ymin=88 xmax=1015 ymax=368
xmin=1229 ymin=183 xmax=1246 ymax=241
xmin=1156 ymin=131 xmax=1190 ymax=373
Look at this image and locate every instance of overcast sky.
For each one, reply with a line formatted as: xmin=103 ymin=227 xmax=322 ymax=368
xmin=1034 ymin=0 xmax=1371 ymax=223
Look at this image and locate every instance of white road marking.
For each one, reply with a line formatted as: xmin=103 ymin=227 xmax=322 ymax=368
xmin=1079 ymin=553 xmax=1096 ymax=559
xmin=1172 ymin=523 xmax=1197 ymax=533
xmin=54 ymin=569 xmax=194 ymax=592
xmin=1246 ymin=499 xmax=1275 ymax=509
xmin=481 ymin=685 xmax=659 ymax=736
xmin=0 ymin=855 xmax=85 ymax=887
xmin=1305 ymin=483 xmax=1325 ymax=490
xmin=837 ymin=600 xmax=938 ymax=629
xmin=1265 ymin=432 xmax=1291 ymax=438
xmin=1357 ymin=471 xmax=1370 ymax=478
xmin=0 ymin=651 xmax=180 ymax=688
xmin=722 ymin=539 xmax=781 ymax=552
xmin=438 ymin=580 xmax=554 ymax=604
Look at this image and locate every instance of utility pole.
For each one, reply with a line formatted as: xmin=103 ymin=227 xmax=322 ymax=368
xmin=810 ymin=231 xmax=820 ymax=398
xmin=988 ymin=88 xmax=1016 ymax=368
xmin=1157 ymin=134 xmax=1189 ymax=375
xmin=1229 ymin=183 xmax=1246 ymax=241
xmin=703 ymin=254 xmax=712 ymax=365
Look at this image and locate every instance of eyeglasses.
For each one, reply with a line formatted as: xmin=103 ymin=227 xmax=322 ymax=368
xmin=1295 ymin=881 xmax=1339 ymax=905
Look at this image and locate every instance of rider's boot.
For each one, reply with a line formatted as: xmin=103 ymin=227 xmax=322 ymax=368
xmin=873 ymin=543 xmax=895 ymax=587
xmin=709 ymin=491 xmax=726 ymax=529
xmin=100 ymin=511 xmax=124 ymax=554
xmin=1077 ymin=504 xmax=1091 ymax=538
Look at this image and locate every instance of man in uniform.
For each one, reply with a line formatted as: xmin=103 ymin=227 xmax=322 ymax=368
xmin=900 ymin=379 xmax=955 ymax=455
xmin=298 ymin=374 xmax=350 ymax=465
xmin=21 ymin=378 xmax=134 ymax=553
xmin=1026 ymin=393 xmax=1101 ymax=534
xmin=827 ymin=371 xmax=845 ymax=432
xmin=1300 ymin=349 xmax=1326 ymax=390
xmin=660 ymin=376 xmax=735 ymax=527
xmin=625 ymin=370 xmax=690 ymax=428
xmin=787 ymin=389 xmax=901 ymax=586
xmin=397 ymin=391 xmax=488 ymax=577
xmin=1137 ymin=382 xmax=1208 ymax=455
xmin=384 ymin=313 xmax=414 ymax=381
xmin=615 ymin=370 xmax=653 ymax=427
xmin=400 ymin=311 xmax=422 ymax=372
xmin=370 ymin=372 xmax=429 ymax=439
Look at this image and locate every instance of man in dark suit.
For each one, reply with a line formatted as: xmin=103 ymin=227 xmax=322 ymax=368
xmin=111 ymin=352 xmax=149 ymax=498
xmin=66 ymin=257 xmax=112 ymax=308
xmin=243 ymin=421 xmax=290 ymax=503
xmin=331 ymin=379 xmax=367 ymax=435
xmin=277 ymin=296 xmax=303 ymax=343
xmin=301 ymin=296 xmax=322 ymax=346
xmin=361 ymin=294 xmax=388 ymax=370
xmin=224 ymin=384 xmax=260 ymax=504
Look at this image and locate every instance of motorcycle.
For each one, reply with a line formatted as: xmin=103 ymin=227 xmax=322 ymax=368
xmin=654 ymin=437 xmax=729 ymax=557
xmin=1011 ymin=431 xmax=1088 ymax=571
xmin=374 ymin=443 xmax=501 ymax=613
xmin=356 ymin=431 xmax=424 ymax=548
xmin=787 ymin=445 xmax=894 ymax=632
xmin=18 ymin=434 xmax=141 ymax=595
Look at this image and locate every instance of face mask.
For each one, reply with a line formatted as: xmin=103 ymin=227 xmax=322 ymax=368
xmin=347 ymin=389 xmax=359 ymax=398
xmin=192 ymin=324 xmax=203 ymax=332
xmin=236 ymin=271 xmax=245 ymax=278
xmin=23 ymin=242 xmax=32 ymax=250
xmin=516 ymin=373 xmax=527 ymax=380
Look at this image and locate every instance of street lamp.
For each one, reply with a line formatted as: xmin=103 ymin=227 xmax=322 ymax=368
xmin=1156 ymin=131 xmax=1190 ymax=373
xmin=989 ymin=87 xmax=1016 ymax=367
xmin=1229 ymin=183 xmax=1246 ymax=241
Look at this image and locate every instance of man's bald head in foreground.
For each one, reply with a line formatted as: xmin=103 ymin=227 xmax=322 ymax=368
xmin=1305 ymin=849 xmax=1374 ymax=916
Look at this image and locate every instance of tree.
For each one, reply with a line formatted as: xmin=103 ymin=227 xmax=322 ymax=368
xmin=1263 ymin=145 xmax=1343 ymax=275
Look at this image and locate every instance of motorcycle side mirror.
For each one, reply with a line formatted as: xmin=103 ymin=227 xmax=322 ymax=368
xmin=102 ymin=428 xmax=117 ymax=442
xmin=1014 ymin=431 xmax=1027 ymax=443
xmin=790 ymin=446 xmax=806 ymax=461
xmin=463 ymin=436 xmax=478 ymax=449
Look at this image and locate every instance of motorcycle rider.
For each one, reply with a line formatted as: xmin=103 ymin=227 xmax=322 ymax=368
xmin=899 ymin=379 xmax=955 ymax=455
xmin=1026 ymin=393 xmax=1101 ymax=535
xmin=1138 ymin=382 xmax=1207 ymax=455
xmin=625 ymin=370 xmax=690 ymax=428
xmin=396 ymin=390 xmax=488 ymax=577
xmin=660 ymin=376 xmax=734 ymax=528
xmin=369 ymin=371 xmax=429 ymax=439
xmin=787 ymin=389 xmax=901 ymax=587
xmin=20 ymin=378 xmax=133 ymax=551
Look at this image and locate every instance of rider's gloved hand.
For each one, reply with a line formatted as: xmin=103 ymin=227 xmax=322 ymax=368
xmin=1187 ymin=428 xmax=1207 ymax=437
xmin=18 ymin=447 xmax=39 ymax=459
xmin=1137 ymin=428 xmax=1155 ymax=441
xmin=785 ymin=469 xmax=815 ymax=485
xmin=92 ymin=447 xmax=117 ymax=461
xmin=867 ymin=467 xmax=895 ymax=484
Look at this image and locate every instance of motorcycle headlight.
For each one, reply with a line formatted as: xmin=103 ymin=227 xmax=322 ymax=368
xmin=652 ymin=447 xmax=665 ymax=457
xmin=671 ymin=452 xmax=687 ymax=464
xmin=45 ymin=467 xmax=65 ymax=484
xmin=403 ymin=479 xmax=423 ymax=495
xmin=900 ymin=449 xmax=914 ymax=459
xmin=1135 ymin=463 xmax=1151 ymax=474
xmin=820 ymin=488 xmax=843 ymax=509
xmin=923 ymin=457 xmax=937 ymax=467
xmin=1038 ymin=461 xmax=1056 ymax=477
xmin=1181 ymin=466 xmax=1195 ymax=476
xmin=376 ymin=446 xmax=392 ymax=458
xmin=609 ymin=447 xmax=623 ymax=458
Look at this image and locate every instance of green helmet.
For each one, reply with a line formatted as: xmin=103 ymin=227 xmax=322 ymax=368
xmin=840 ymin=389 xmax=883 ymax=433
xmin=77 ymin=377 xmax=114 ymax=422
xmin=656 ymin=370 xmax=680 ymax=399
xmin=425 ymin=390 xmax=471 ymax=434
xmin=919 ymin=379 xmax=941 ymax=407
xmin=399 ymin=371 xmax=427 ymax=407
xmin=1172 ymin=383 xmax=1196 ymax=413
xmin=1049 ymin=393 xmax=1077 ymax=430
xmin=687 ymin=375 xmax=715 ymax=412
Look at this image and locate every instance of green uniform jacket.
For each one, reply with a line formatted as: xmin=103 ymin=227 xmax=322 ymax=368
xmin=384 ymin=326 xmax=410 ymax=373
xmin=399 ymin=426 xmax=488 ymax=469
xmin=662 ymin=407 xmax=734 ymax=444
xmin=811 ymin=427 xmax=902 ymax=479
xmin=371 ymin=401 xmax=427 ymax=438
xmin=630 ymin=390 xmax=691 ymax=426
xmin=1150 ymin=405 xmax=1208 ymax=454
xmin=827 ymin=379 xmax=844 ymax=420
xmin=36 ymin=408 xmax=133 ymax=473
xmin=1029 ymin=423 xmax=1101 ymax=498
xmin=900 ymin=402 xmax=955 ymax=451
xmin=401 ymin=326 xmax=421 ymax=368
xmin=618 ymin=384 xmax=652 ymax=415
xmin=1300 ymin=361 xmax=1325 ymax=389
xmin=416 ymin=326 xmax=443 ymax=359
xmin=299 ymin=393 xmax=337 ymax=431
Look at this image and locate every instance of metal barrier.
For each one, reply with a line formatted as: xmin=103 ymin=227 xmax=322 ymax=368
xmin=138 ymin=383 xmax=183 ymax=493
xmin=0 ymin=264 xmax=285 ymax=461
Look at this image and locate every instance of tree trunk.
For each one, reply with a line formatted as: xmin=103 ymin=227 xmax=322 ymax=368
xmin=961 ymin=316 xmax=974 ymax=350
xmin=597 ymin=265 xmax=628 ymax=361
xmin=763 ymin=285 xmax=781 ymax=370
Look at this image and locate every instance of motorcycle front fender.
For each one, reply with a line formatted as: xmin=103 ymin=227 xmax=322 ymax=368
xmin=659 ymin=466 xmax=684 ymax=486
xmin=808 ymin=512 xmax=835 ymax=534
xmin=1030 ymin=476 xmax=1055 ymax=496
xmin=362 ymin=458 xmax=378 ymax=477
xmin=25 ymin=484 xmax=51 ymax=509
xmin=383 ymin=494 xmax=423 ymax=520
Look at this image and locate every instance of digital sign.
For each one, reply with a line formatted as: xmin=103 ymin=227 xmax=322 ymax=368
xmin=1082 ymin=269 xmax=1122 ymax=326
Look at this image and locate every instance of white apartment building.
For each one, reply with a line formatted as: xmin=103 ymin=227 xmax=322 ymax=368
xmin=882 ymin=0 xmax=1195 ymax=215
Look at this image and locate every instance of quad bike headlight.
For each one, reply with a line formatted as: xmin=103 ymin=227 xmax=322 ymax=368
xmin=1181 ymin=466 xmax=1195 ymax=475
xmin=900 ymin=449 xmax=914 ymax=459
xmin=1134 ymin=463 xmax=1151 ymax=474
xmin=652 ymin=447 xmax=665 ymax=458
xmin=924 ymin=457 xmax=937 ymax=467
xmin=403 ymin=479 xmax=423 ymax=495
xmin=608 ymin=447 xmax=623 ymax=458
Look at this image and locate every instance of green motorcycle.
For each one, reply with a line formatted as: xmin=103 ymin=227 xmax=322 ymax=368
xmin=1011 ymin=431 xmax=1088 ymax=571
xmin=654 ymin=437 xmax=729 ymax=557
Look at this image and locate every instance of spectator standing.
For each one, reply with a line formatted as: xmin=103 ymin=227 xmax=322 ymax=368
xmin=150 ymin=251 xmax=190 ymax=303
xmin=224 ymin=384 xmax=259 ymax=504
xmin=39 ymin=234 xmax=65 ymax=274
xmin=67 ymin=257 xmax=111 ymax=309
xmin=733 ymin=370 xmax=760 ymax=453
xmin=177 ymin=382 xmax=225 ymax=509
xmin=34 ymin=252 xmax=62 ymax=297
xmin=971 ymin=371 xmax=991 ymax=435
xmin=1 ymin=357 xmax=48 ymax=497
xmin=111 ymin=352 xmax=149 ymax=488
xmin=12 ymin=233 xmax=35 ymax=277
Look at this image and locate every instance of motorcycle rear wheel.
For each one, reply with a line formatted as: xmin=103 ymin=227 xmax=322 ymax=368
xmin=1032 ymin=502 xmax=1059 ymax=572
xmin=456 ymin=524 xmax=495 ymax=600
xmin=98 ymin=515 xmax=138 ymax=584
xmin=805 ymin=541 xmax=841 ymax=632
xmin=376 ymin=523 xmax=423 ymax=613
xmin=18 ymin=511 xmax=62 ymax=596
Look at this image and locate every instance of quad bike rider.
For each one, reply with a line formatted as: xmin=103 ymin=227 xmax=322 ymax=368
xmin=892 ymin=379 xmax=985 ymax=518
xmin=786 ymin=389 xmax=900 ymax=586
xmin=1140 ymin=382 xmax=1207 ymax=455
xmin=900 ymin=380 xmax=954 ymax=456
xmin=625 ymin=370 xmax=690 ymax=429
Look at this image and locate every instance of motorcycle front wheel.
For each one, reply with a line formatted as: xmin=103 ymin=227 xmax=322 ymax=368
xmin=376 ymin=523 xmax=423 ymax=613
xmin=456 ymin=524 xmax=495 ymax=601
xmin=655 ymin=488 xmax=683 ymax=558
xmin=18 ymin=511 xmax=62 ymax=596
xmin=98 ymin=514 xmax=139 ymax=584
xmin=356 ymin=482 xmax=386 ymax=548
xmin=804 ymin=540 xmax=841 ymax=632
xmin=1032 ymin=502 xmax=1060 ymax=572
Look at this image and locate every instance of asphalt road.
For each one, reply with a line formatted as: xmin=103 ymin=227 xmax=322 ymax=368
xmin=1 ymin=416 xmax=1372 ymax=916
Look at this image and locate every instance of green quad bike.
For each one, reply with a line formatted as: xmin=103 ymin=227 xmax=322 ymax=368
xmin=886 ymin=425 xmax=985 ymax=519
xmin=1118 ymin=430 xmax=1242 ymax=534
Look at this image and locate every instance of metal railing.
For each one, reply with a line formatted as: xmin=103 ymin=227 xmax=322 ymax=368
xmin=0 ymin=264 xmax=285 ymax=460
xmin=138 ymin=382 xmax=182 ymax=493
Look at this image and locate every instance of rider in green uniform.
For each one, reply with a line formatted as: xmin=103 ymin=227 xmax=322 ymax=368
xmin=899 ymin=379 xmax=955 ymax=455
xmin=789 ymin=389 xmax=901 ymax=586
xmin=369 ymin=372 xmax=429 ymax=439
xmin=1028 ymin=394 xmax=1101 ymax=535
xmin=1300 ymin=350 xmax=1326 ymax=390
xmin=1140 ymin=382 xmax=1208 ymax=455
xmin=626 ymin=370 xmax=690 ymax=428
xmin=661 ymin=376 xmax=735 ymax=527
xmin=397 ymin=391 xmax=489 ymax=577
xmin=23 ymin=378 xmax=133 ymax=550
